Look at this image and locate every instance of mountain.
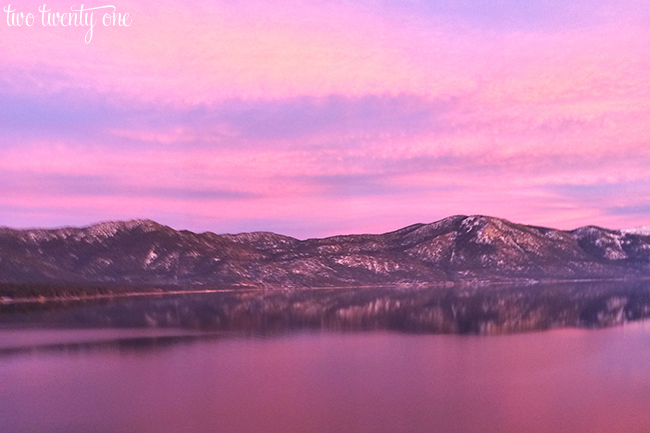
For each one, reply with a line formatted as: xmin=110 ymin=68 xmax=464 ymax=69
xmin=623 ymin=225 xmax=650 ymax=236
xmin=1 ymin=215 xmax=649 ymax=288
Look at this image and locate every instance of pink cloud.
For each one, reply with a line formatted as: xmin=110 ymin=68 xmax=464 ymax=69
xmin=1 ymin=0 xmax=649 ymax=235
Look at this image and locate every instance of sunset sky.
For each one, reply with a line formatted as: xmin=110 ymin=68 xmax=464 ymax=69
xmin=1 ymin=0 xmax=649 ymax=238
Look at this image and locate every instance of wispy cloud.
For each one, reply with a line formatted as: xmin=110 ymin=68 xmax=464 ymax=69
xmin=0 ymin=83 xmax=459 ymax=147
xmin=0 ymin=0 xmax=649 ymax=236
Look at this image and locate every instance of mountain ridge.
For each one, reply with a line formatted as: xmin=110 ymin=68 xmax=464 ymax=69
xmin=1 ymin=215 xmax=649 ymax=288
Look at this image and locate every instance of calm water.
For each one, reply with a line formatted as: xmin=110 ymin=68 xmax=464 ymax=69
xmin=1 ymin=323 xmax=650 ymax=433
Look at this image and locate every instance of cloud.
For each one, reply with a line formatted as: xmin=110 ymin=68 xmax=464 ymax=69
xmin=0 ymin=79 xmax=460 ymax=148
xmin=0 ymin=171 xmax=257 ymax=201
xmin=1 ymin=0 xmax=649 ymax=236
xmin=607 ymin=205 xmax=650 ymax=216
xmin=359 ymin=0 xmax=650 ymax=33
xmin=205 ymin=94 xmax=457 ymax=141
xmin=289 ymin=173 xmax=464 ymax=199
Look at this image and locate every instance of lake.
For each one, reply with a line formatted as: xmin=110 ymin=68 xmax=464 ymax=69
xmin=2 ymin=322 xmax=650 ymax=433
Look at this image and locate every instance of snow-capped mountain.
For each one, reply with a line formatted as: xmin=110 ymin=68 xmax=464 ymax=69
xmin=622 ymin=225 xmax=650 ymax=236
xmin=1 ymin=215 xmax=649 ymax=287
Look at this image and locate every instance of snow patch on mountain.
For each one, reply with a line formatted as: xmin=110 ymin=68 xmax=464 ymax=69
xmin=622 ymin=226 xmax=650 ymax=236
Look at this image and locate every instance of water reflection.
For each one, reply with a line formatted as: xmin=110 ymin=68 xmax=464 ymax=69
xmin=2 ymin=280 xmax=650 ymax=334
xmin=0 ymin=329 xmax=221 ymax=357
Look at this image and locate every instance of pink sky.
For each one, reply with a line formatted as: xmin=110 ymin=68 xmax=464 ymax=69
xmin=1 ymin=0 xmax=649 ymax=237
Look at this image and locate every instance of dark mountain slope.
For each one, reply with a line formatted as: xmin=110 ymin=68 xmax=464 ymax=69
xmin=0 ymin=215 xmax=648 ymax=288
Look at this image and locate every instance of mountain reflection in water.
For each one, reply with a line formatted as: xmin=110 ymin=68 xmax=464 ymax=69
xmin=0 ymin=328 xmax=220 ymax=356
xmin=2 ymin=280 xmax=650 ymax=334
